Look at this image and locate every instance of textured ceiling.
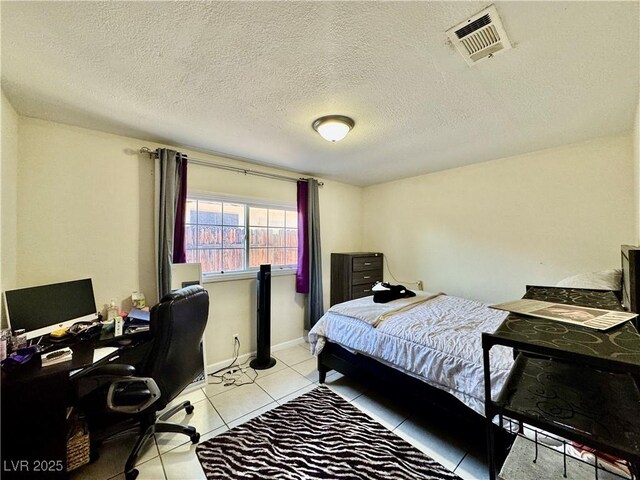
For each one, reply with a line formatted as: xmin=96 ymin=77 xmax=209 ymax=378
xmin=1 ymin=1 xmax=639 ymax=186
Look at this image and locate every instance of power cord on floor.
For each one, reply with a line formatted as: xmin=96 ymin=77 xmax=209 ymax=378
xmin=207 ymin=337 xmax=259 ymax=387
xmin=208 ymin=337 xmax=241 ymax=377
xmin=232 ymin=358 xmax=259 ymax=387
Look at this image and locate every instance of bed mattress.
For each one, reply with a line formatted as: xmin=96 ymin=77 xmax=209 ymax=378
xmin=309 ymin=294 xmax=514 ymax=415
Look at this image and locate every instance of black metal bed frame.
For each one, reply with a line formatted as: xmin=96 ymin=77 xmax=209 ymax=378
xmin=318 ymin=341 xmax=484 ymax=427
xmin=317 ymin=340 xmax=516 ymax=462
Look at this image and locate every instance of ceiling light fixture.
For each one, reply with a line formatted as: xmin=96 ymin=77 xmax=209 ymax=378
xmin=312 ymin=115 xmax=355 ymax=142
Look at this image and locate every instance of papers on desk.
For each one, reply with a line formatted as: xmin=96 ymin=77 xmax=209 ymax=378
xmin=93 ymin=347 xmax=118 ymax=364
xmin=126 ymin=308 xmax=150 ymax=334
xmin=126 ymin=325 xmax=149 ymax=334
xmin=128 ymin=308 xmax=150 ymax=322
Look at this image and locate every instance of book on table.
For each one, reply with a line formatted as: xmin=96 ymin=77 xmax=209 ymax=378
xmin=490 ymin=299 xmax=637 ymax=331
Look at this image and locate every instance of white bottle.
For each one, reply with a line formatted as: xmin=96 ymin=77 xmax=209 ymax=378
xmin=106 ymin=300 xmax=119 ymax=325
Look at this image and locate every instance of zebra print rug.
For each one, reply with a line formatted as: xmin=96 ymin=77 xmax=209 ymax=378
xmin=196 ymin=385 xmax=461 ymax=479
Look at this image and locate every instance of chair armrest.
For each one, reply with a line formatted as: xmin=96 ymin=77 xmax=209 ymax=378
xmin=74 ymin=364 xmax=136 ymax=397
xmin=107 ymin=378 xmax=160 ymax=414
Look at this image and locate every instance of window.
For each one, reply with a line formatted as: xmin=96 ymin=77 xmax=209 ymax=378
xmin=185 ymin=196 xmax=298 ymax=278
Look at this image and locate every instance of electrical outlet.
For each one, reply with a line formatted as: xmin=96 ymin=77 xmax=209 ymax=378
xmin=417 ymin=280 xmax=424 ymax=291
xmin=232 ymin=333 xmax=240 ymax=344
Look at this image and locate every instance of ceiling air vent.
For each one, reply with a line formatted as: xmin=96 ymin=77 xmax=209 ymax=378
xmin=446 ymin=5 xmax=512 ymax=66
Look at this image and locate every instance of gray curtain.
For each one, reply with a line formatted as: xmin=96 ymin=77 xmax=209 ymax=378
xmin=157 ymin=148 xmax=183 ymax=299
xmin=305 ymin=178 xmax=324 ymax=329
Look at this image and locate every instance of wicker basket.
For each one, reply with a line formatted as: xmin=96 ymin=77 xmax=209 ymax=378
xmin=66 ymin=420 xmax=90 ymax=472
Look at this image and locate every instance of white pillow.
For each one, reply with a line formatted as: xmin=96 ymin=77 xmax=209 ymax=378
xmin=555 ymin=268 xmax=622 ymax=291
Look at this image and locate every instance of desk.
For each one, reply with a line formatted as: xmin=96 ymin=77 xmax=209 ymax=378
xmin=482 ymin=286 xmax=640 ymax=479
xmin=1 ymin=330 xmax=151 ymax=480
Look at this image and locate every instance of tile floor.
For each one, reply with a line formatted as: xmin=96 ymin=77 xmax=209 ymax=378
xmin=71 ymin=342 xmax=489 ymax=480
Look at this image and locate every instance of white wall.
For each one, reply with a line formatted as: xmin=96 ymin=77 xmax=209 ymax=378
xmin=15 ymin=117 xmax=363 ymax=364
xmin=634 ymin=98 xmax=640 ymax=243
xmin=363 ymin=136 xmax=636 ymax=304
xmin=17 ymin=118 xmax=157 ymax=312
xmin=317 ymin=179 xmax=364 ymax=308
xmin=14 ymin=114 xmax=635 ymax=364
xmin=1 ymin=91 xmax=19 ymax=326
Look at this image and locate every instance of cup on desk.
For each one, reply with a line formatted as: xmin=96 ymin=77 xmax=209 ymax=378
xmin=132 ymin=291 xmax=146 ymax=309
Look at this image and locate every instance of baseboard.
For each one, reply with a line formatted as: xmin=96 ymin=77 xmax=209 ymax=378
xmin=205 ymin=336 xmax=307 ymax=375
xmin=272 ymin=336 xmax=308 ymax=353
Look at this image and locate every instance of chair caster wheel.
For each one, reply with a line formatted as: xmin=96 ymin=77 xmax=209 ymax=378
xmin=191 ymin=433 xmax=200 ymax=444
xmin=185 ymin=404 xmax=194 ymax=415
xmin=125 ymin=469 xmax=139 ymax=480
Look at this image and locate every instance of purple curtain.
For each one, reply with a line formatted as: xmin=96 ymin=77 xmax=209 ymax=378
xmin=173 ymin=155 xmax=188 ymax=264
xmin=296 ymin=180 xmax=309 ymax=293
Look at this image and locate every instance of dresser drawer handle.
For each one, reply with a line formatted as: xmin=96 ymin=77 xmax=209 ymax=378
xmin=363 ymin=275 xmax=371 ymax=279
xmin=364 ymin=262 xmax=371 ymax=266
xmin=363 ymin=289 xmax=371 ymax=292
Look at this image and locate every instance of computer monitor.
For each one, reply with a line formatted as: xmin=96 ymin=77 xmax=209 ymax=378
xmin=4 ymin=278 xmax=98 ymax=339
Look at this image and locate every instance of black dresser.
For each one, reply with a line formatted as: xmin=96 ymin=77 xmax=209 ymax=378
xmin=330 ymin=252 xmax=383 ymax=306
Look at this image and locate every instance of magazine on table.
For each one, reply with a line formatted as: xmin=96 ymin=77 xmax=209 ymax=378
xmin=490 ymin=299 xmax=638 ymax=331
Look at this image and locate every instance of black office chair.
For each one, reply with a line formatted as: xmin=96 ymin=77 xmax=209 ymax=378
xmin=76 ymin=285 xmax=209 ymax=480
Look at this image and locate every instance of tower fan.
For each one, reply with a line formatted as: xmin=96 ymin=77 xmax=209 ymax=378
xmin=250 ymin=264 xmax=277 ymax=369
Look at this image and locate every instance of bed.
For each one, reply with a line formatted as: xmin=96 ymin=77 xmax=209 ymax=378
xmin=309 ymin=245 xmax=640 ymax=425
xmin=309 ymin=292 xmax=513 ymax=420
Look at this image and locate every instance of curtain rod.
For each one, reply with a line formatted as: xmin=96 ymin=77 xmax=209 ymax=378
xmin=140 ymin=147 xmax=323 ymax=186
